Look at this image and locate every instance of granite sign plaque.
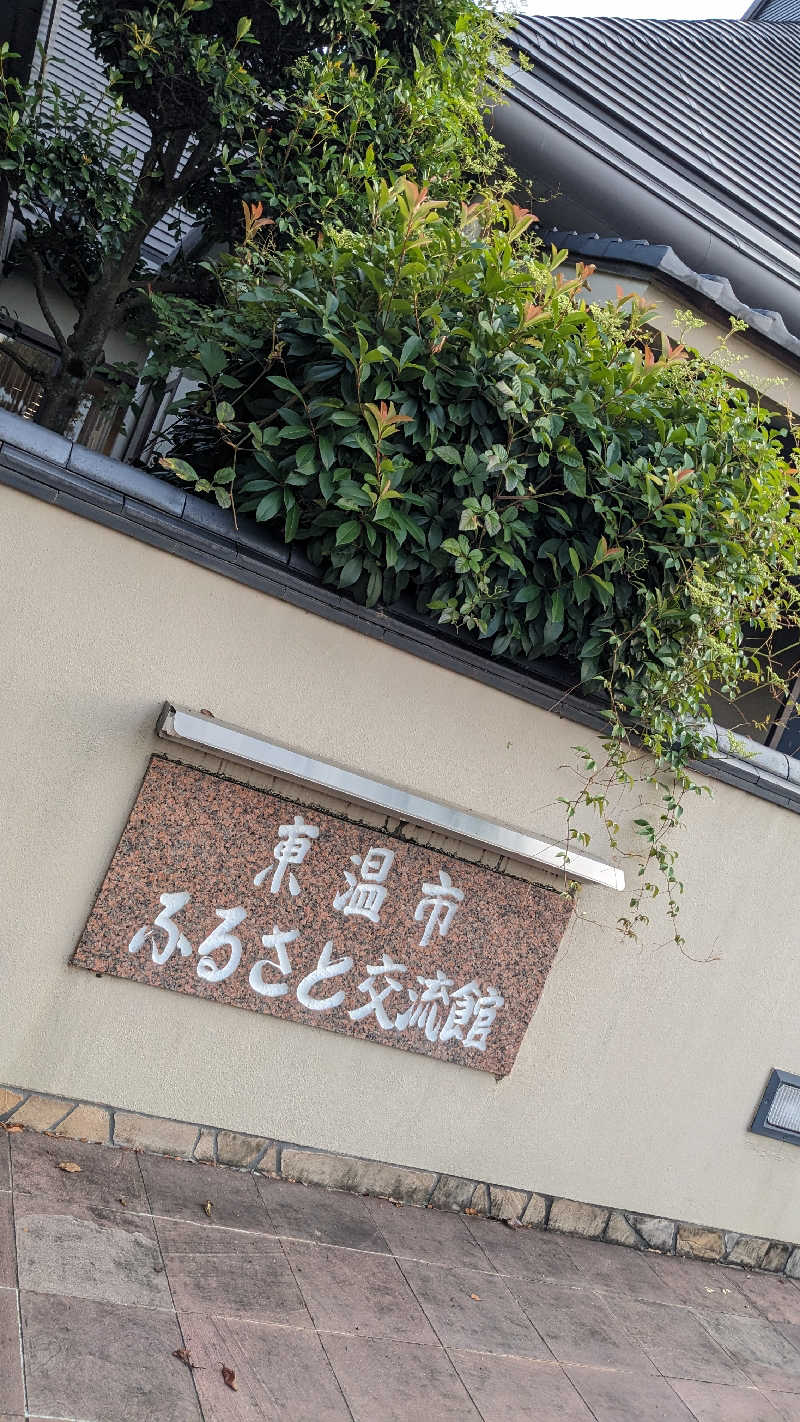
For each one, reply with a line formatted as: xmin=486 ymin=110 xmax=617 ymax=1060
xmin=72 ymin=757 xmax=573 ymax=1076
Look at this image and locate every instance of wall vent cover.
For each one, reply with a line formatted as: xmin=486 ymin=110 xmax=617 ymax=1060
xmin=751 ymin=1069 xmax=800 ymax=1144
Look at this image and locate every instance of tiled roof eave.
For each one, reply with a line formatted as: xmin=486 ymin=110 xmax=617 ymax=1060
xmin=539 ymin=228 xmax=800 ymax=366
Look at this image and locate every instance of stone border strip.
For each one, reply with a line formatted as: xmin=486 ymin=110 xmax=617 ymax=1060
xmin=2 ymin=1082 xmax=796 ymax=1278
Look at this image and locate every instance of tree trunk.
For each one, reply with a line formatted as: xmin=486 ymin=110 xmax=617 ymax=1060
xmin=34 ymin=263 xmax=142 ymax=436
xmin=30 ymin=135 xmax=217 ymax=436
xmin=35 ymin=373 xmax=93 ymax=436
xmin=33 ymin=195 xmax=170 ymax=436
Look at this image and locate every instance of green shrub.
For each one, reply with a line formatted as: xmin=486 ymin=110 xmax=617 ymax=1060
xmin=156 ymin=178 xmax=798 ymax=713
xmin=0 ymin=0 xmax=483 ymax=433
xmin=152 ymin=179 xmax=800 ymax=936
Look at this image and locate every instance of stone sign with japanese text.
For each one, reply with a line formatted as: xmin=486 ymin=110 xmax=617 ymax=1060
xmin=71 ymin=757 xmax=573 ymax=1076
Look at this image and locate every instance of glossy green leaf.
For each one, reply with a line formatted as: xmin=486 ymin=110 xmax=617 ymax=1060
xmin=335 ymin=519 xmax=361 ymax=546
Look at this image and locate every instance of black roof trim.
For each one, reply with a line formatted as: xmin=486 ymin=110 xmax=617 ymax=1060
xmin=540 ymin=226 xmax=800 ymax=366
xmin=5 ymin=0 xmax=45 ymax=83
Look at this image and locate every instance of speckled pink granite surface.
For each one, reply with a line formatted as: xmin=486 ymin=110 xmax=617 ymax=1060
xmin=71 ymin=757 xmax=573 ymax=1075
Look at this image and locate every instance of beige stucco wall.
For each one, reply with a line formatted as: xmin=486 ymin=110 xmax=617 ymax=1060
xmin=2 ymin=481 xmax=799 ymax=1242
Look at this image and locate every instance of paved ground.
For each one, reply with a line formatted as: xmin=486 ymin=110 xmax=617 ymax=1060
xmin=3 ymin=1134 xmax=800 ymax=1419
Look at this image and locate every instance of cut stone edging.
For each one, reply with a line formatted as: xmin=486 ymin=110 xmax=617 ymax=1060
xmin=2 ymin=1083 xmax=797 ymax=1277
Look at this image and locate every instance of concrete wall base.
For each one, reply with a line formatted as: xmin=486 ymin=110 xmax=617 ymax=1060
xmin=3 ymin=1082 xmax=797 ymax=1279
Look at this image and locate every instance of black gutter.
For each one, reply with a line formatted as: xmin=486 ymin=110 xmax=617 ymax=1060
xmin=0 ymin=1 xmax=45 ymax=236
xmin=3 ymin=0 xmax=44 ymax=82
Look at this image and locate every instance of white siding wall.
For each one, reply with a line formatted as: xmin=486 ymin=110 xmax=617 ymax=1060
xmin=35 ymin=0 xmax=188 ymax=265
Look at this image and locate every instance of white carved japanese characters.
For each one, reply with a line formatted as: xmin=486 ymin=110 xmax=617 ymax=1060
xmin=248 ymin=926 xmax=298 ymax=997
xmin=333 ymin=847 xmax=395 ymax=924
xmin=254 ymin=816 xmax=320 ymax=897
xmin=75 ymin=758 xmax=574 ymax=1077
xmin=129 ymin=838 xmax=504 ymax=1053
xmin=414 ymin=869 xmax=464 ymax=947
xmin=128 ymin=892 xmax=192 ymax=964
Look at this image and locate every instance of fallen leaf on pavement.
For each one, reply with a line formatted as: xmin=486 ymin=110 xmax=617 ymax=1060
xmin=503 ymin=1219 xmax=523 ymax=1230
xmin=58 ymin=1162 xmax=81 ymax=1173
xmin=173 ymin=1348 xmax=194 ymax=1368
xmin=2 ymin=1124 xmax=23 ymax=1133
xmin=119 ymin=1198 xmax=127 ymax=1207
xmin=470 ymin=1294 xmax=481 ymax=1301
xmin=203 ymin=1200 xmax=213 ymax=1216
xmin=222 ymin=1365 xmax=238 ymax=1391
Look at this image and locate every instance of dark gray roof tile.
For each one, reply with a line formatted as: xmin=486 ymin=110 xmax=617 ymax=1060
xmin=234 ymin=518 xmax=291 ymax=566
xmin=513 ymin=16 xmax=800 ymax=253
xmin=540 ymin=226 xmax=800 ymax=361
xmin=744 ymin=0 xmax=800 ymax=21
xmin=68 ymin=443 xmax=187 ymax=517
xmin=0 ymin=409 xmax=70 ymax=465
xmin=0 ymin=444 xmax=123 ymax=512
xmin=180 ymin=495 xmax=239 ymax=544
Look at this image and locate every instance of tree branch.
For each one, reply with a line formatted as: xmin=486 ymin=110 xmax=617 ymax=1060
xmin=9 ymin=196 xmax=36 ymax=240
xmin=28 ymin=249 xmax=69 ymax=360
xmin=119 ymin=269 xmax=170 ymax=298
xmin=172 ymin=137 xmax=216 ymax=193
xmin=137 ymin=135 xmax=165 ymax=188
xmin=160 ymin=127 xmax=192 ymax=191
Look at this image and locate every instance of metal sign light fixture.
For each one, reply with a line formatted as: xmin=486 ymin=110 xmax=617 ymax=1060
xmin=751 ymin=1069 xmax=800 ymax=1145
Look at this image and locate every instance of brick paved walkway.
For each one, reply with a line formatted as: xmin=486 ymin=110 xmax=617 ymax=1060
xmin=3 ymin=1130 xmax=800 ymax=1418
